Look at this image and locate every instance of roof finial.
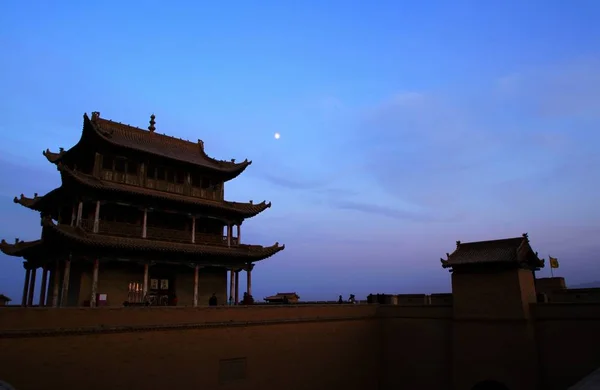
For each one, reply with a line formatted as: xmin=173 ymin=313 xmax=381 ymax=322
xmin=148 ymin=114 xmax=156 ymax=133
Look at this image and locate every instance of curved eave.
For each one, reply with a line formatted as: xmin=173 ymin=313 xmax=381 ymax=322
xmin=13 ymin=194 xmax=43 ymax=210
xmin=42 ymin=217 xmax=285 ymax=261
xmin=58 ymin=164 xmax=270 ymax=219
xmin=87 ymin=113 xmax=253 ymax=180
xmin=42 ymin=149 xmax=65 ymax=164
xmin=223 ymin=200 xmax=272 ymax=218
xmin=43 ymin=113 xmax=90 ymax=165
xmin=0 ymin=239 xmax=43 ymax=258
xmin=13 ymin=188 xmax=63 ymax=213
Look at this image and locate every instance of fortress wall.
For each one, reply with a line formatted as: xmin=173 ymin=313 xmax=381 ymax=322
xmin=0 ymin=305 xmax=380 ymax=390
xmin=429 ymin=293 xmax=453 ymax=305
xmin=377 ymin=305 xmax=453 ymax=390
xmin=548 ymin=288 xmax=600 ymax=303
xmin=533 ymin=303 xmax=600 ymax=390
xmin=395 ymin=294 xmax=430 ymax=305
xmin=0 ymin=304 xmax=378 ymax=330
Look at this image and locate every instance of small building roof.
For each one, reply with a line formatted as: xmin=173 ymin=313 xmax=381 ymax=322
xmin=0 ymin=294 xmax=12 ymax=302
xmin=14 ymin=165 xmax=271 ymax=220
xmin=440 ymin=233 xmax=544 ymax=271
xmin=43 ymin=112 xmax=251 ymax=180
xmin=264 ymin=292 xmax=300 ymax=301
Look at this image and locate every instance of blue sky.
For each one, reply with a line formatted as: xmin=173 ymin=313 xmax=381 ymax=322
xmin=1 ymin=0 xmax=600 ymax=301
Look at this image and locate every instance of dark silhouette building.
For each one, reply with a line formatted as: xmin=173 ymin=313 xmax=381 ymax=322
xmin=0 ymin=112 xmax=284 ymax=308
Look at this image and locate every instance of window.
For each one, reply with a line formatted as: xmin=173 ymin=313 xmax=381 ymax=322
xmin=191 ymin=173 xmax=202 ymax=187
xmin=175 ymin=170 xmax=185 ymax=184
xmin=147 ymin=163 xmax=157 ymax=179
xmin=127 ymin=281 xmax=143 ymax=303
xmin=102 ymin=155 xmax=114 ymax=170
xmin=126 ymin=161 xmax=138 ymax=175
xmin=201 ymin=177 xmax=210 ymax=189
xmin=114 ymin=158 xmax=126 ymax=173
xmin=156 ymin=166 xmax=166 ymax=180
xmin=166 ymin=169 xmax=175 ymax=183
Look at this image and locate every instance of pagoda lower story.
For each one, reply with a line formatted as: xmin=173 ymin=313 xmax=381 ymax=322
xmin=15 ymin=256 xmax=251 ymax=308
xmin=1 ymin=215 xmax=282 ymax=308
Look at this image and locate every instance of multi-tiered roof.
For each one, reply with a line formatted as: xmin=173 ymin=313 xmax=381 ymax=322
xmin=1 ymin=111 xmax=284 ymax=266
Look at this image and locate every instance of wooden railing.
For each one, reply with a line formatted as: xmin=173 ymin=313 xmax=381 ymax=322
xmin=101 ymin=170 xmax=140 ymax=186
xmin=77 ymin=219 xmax=235 ymax=245
xmin=146 ymin=225 xmax=189 ymax=242
xmin=99 ymin=220 xmax=143 ymax=237
xmin=99 ymin=169 xmax=221 ymax=201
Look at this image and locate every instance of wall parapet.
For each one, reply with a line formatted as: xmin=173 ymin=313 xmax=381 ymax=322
xmin=0 ymin=305 xmax=378 ymax=332
xmin=531 ymin=302 xmax=600 ymax=321
xmin=0 ymin=314 xmax=376 ymax=339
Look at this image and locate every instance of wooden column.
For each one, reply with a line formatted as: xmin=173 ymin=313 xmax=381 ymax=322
xmin=193 ymin=264 xmax=199 ymax=307
xmin=93 ymin=201 xmax=101 ymax=233
xmin=191 ymin=216 xmax=196 ymax=244
xmin=229 ymin=269 xmax=235 ymax=303
xmin=234 ymin=270 xmax=240 ymax=304
xmin=246 ymin=264 xmax=253 ymax=297
xmin=237 ymin=224 xmax=241 ymax=244
xmin=61 ymin=257 xmax=71 ymax=307
xmin=70 ymin=206 xmax=76 ymax=227
xmin=227 ymin=224 xmax=231 ymax=247
xmin=39 ymin=265 xmax=48 ymax=307
xmin=142 ymin=263 xmax=149 ymax=300
xmin=90 ymin=259 xmax=99 ymax=308
xmin=142 ymin=209 xmax=148 ymax=238
xmin=52 ymin=260 xmax=60 ymax=307
xmin=76 ymin=201 xmax=83 ymax=227
xmin=45 ymin=266 xmax=54 ymax=307
xmin=27 ymin=267 xmax=37 ymax=306
xmin=21 ymin=266 xmax=31 ymax=306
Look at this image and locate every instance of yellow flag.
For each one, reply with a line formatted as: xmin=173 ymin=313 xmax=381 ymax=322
xmin=549 ymin=256 xmax=559 ymax=269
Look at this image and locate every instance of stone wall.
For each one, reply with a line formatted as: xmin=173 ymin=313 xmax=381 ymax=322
xmin=533 ymin=303 xmax=600 ymax=390
xmin=0 ymin=305 xmax=380 ymax=390
xmin=2 ymin=299 xmax=600 ymax=389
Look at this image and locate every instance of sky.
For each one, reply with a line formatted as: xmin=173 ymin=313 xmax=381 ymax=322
xmin=1 ymin=0 xmax=600 ymax=302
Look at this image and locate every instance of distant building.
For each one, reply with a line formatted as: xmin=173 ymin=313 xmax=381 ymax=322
xmin=264 ymin=292 xmax=300 ymax=303
xmin=0 ymin=294 xmax=11 ymax=306
xmin=0 ymin=111 xmax=284 ymax=308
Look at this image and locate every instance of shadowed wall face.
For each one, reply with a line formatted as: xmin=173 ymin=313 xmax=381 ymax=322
xmin=1 ymin=293 xmax=600 ymax=390
xmin=0 ymin=306 xmax=381 ymax=390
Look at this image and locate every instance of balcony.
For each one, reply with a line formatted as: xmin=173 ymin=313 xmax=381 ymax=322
xmin=99 ymin=169 xmax=221 ymax=201
xmin=77 ymin=219 xmax=237 ymax=245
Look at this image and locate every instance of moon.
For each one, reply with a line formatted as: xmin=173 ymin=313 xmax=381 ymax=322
xmin=274 ymin=132 xmax=281 ymax=139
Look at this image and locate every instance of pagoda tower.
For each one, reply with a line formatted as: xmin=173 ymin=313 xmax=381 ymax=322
xmin=1 ymin=111 xmax=284 ymax=308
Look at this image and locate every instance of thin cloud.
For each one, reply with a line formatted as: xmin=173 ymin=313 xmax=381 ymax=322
xmin=345 ymin=58 xmax=600 ymax=224
xmin=332 ymin=199 xmax=454 ymax=223
xmin=258 ymin=173 xmax=329 ymax=190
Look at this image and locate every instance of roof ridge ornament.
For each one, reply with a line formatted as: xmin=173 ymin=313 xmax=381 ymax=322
xmin=91 ymin=111 xmax=100 ymax=121
xmin=148 ymin=114 xmax=156 ymax=133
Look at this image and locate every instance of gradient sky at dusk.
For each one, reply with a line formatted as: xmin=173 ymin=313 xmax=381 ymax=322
xmin=1 ymin=0 xmax=600 ymax=301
